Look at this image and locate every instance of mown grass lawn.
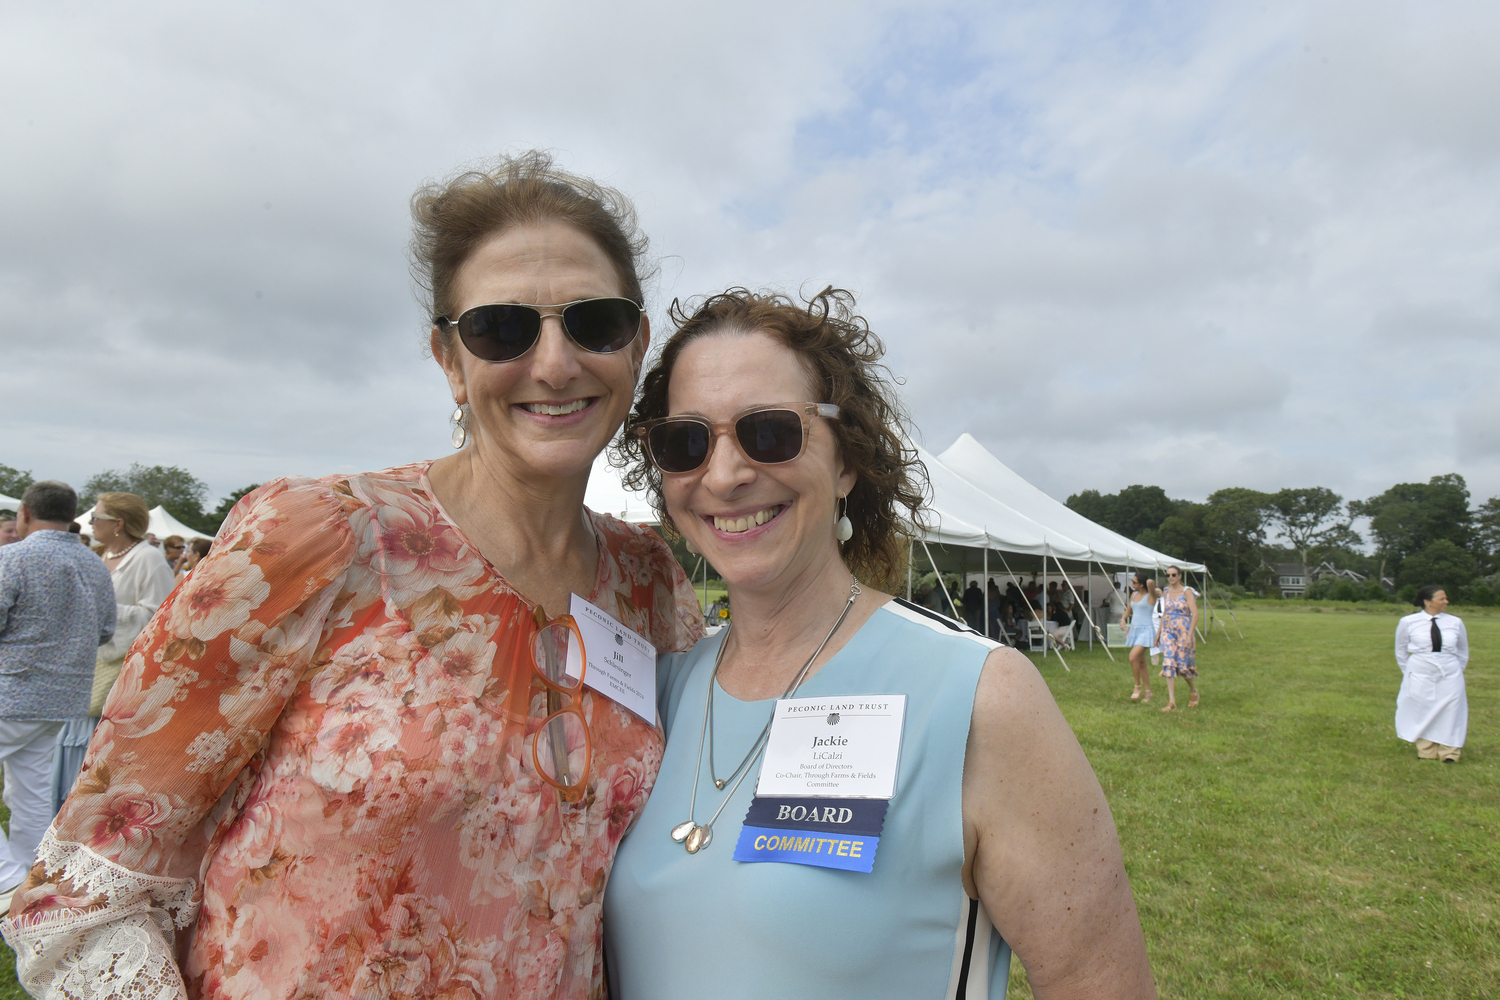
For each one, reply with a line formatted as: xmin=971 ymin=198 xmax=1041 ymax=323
xmin=1007 ymin=605 xmax=1498 ymax=999
xmin=3 ymin=605 xmax=1494 ymax=999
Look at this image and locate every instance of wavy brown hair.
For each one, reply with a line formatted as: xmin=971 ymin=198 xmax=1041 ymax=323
xmin=615 ymin=287 xmax=928 ymax=591
xmin=409 ymin=150 xmax=650 ymax=356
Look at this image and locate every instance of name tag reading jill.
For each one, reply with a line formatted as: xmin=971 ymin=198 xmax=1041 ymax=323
xmin=567 ymin=593 xmax=656 ymax=722
xmin=755 ymin=694 xmax=907 ymax=799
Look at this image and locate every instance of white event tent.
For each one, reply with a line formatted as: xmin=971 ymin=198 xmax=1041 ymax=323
xmin=581 ymin=436 xmax=1201 ymax=572
xmin=937 ymin=434 xmax=1204 ymax=573
xmin=0 ymin=492 xmax=20 ymax=512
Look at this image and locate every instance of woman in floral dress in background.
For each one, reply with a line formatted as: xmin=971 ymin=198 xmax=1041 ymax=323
xmin=3 ymin=151 xmax=702 ymax=999
xmin=1155 ymin=566 xmax=1198 ymax=712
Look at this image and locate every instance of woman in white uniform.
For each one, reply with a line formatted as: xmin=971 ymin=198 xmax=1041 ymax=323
xmin=1394 ymin=585 xmax=1469 ymax=762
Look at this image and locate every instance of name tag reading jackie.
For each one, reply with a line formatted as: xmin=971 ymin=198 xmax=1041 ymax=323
xmin=756 ymin=694 xmax=907 ymax=800
xmin=566 ymin=593 xmax=656 ymax=722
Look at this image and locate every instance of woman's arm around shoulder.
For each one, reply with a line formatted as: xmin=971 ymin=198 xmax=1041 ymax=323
xmin=1 ymin=475 xmax=360 ymax=997
xmin=962 ymin=646 xmax=1156 ymax=1000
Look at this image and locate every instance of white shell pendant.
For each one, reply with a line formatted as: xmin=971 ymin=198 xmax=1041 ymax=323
xmin=670 ymin=821 xmax=695 ymax=843
xmin=684 ymin=824 xmax=712 ymax=854
xmin=450 ymin=404 xmax=466 ymax=449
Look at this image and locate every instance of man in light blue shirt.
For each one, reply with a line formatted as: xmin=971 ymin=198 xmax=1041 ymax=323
xmin=0 ymin=481 xmax=115 ymax=900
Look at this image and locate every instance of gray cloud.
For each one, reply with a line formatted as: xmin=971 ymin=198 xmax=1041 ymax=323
xmin=2 ymin=0 xmax=1498 ymax=518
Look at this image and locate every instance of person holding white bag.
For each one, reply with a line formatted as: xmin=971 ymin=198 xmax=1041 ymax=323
xmin=1394 ymin=584 xmax=1469 ymax=762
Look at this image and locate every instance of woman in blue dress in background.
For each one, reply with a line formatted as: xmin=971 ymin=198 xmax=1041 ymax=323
xmin=1118 ymin=571 xmax=1157 ymax=703
xmin=603 ymin=288 xmax=1155 ymax=999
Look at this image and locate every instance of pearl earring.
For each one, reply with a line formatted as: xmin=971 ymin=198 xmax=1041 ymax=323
xmin=835 ymin=496 xmax=853 ymax=543
xmin=450 ymin=403 xmax=466 ymax=449
xmin=684 ymin=538 xmax=700 ymax=555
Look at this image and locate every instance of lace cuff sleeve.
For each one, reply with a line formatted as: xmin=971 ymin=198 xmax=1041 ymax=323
xmin=1 ymin=831 xmax=196 ymax=1000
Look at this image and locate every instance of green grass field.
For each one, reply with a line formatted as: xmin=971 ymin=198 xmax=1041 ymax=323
xmin=1005 ymin=604 xmax=1498 ymax=999
xmin=3 ymin=605 xmax=1494 ymax=998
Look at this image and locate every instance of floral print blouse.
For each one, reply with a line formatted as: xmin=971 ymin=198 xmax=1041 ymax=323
xmin=1 ymin=463 xmax=703 ymax=1000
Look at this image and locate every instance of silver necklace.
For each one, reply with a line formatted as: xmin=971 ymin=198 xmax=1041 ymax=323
xmin=671 ymin=579 xmax=861 ymax=854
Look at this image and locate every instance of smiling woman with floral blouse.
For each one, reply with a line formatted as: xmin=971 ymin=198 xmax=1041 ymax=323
xmin=2 ymin=152 xmax=701 ymax=1000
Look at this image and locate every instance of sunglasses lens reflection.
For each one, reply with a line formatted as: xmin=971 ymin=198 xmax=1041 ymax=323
xmin=648 ymin=421 xmax=712 ymax=473
xmin=458 ymin=304 xmax=542 ymax=362
xmin=562 ymin=298 xmax=641 ymax=353
xmin=736 ymin=410 xmax=804 ymax=464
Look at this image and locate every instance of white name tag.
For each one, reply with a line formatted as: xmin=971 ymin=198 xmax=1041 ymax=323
xmin=756 ymin=694 xmax=907 ymax=799
xmin=567 ymin=593 xmax=657 ymax=722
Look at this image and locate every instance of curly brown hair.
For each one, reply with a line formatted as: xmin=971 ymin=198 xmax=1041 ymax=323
xmin=615 ymin=287 xmax=928 ymax=591
xmin=409 ymin=150 xmax=650 ymax=356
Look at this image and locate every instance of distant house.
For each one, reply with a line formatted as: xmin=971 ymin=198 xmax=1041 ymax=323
xmin=1309 ymin=561 xmax=1395 ymax=594
xmin=1277 ymin=563 xmax=1308 ymax=598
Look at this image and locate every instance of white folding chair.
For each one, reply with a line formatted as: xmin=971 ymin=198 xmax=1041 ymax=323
xmin=1027 ymin=622 xmax=1047 ymax=652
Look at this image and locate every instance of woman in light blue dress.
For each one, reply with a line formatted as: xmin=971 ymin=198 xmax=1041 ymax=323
xmin=603 ymin=288 xmax=1155 ymax=1000
xmin=1117 ymin=572 xmax=1157 ymax=703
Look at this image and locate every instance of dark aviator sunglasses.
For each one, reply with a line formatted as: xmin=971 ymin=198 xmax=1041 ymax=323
xmin=437 ymin=297 xmax=643 ymax=363
xmin=633 ymin=403 xmax=841 ymax=475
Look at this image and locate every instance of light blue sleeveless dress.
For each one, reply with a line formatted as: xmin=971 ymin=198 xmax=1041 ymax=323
xmin=604 ymin=599 xmax=1011 ymax=999
xmin=1125 ymin=596 xmax=1155 ymax=648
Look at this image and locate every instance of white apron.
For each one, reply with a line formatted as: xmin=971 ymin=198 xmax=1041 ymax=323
xmin=1394 ymin=611 xmax=1468 ymax=747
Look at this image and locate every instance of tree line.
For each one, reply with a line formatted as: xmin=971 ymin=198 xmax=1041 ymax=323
xmin=8 ymin=458 xmax=1496 ymax=605
xmin=0 ymin=462 xmax=259 ymax=537
xmin=1066 ymin=476 xmax=1500 ymax=605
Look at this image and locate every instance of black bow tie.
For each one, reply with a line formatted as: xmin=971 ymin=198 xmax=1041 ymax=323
xmin=1430 ymin=617 xmax=1442 ymax=654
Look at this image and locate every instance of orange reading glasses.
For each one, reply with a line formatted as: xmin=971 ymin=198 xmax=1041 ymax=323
xmin=530 ymin=609 xmax=593 ymax=802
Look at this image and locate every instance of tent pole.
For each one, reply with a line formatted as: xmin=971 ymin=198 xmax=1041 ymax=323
xmin=906 ymin=539 xmax=913 ymax=601
xmin=1210 ymin=568 xmax=1245 ymax=637
xmin=1098 ymin=559 xmax=1119 ymax=649
xmin=1044 ymin=548 xmax=1056 ymax=656
xmin=1055 ymin=553 xmax=1113 ymax=661
xmin=920 ymin=539 xmax=962 ymax=620
xmin=1202 ymin=569 xmax=1231 ymax=641
xmin=994 ymin=547 xmax=1068 ymax=671
xmin=1191 ymin=569 xmax=1208 ymax=644
xmin=983 ymin=544 xmax=990 ymax=639
xmin=1087 ymin=561 xmax=1093 ymax=651
xmin=1206 ymin=569 xmax=1230 ymax=639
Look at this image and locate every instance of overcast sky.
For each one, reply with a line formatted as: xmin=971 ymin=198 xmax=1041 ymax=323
xmin=4 ymin=1 xmax=1498 ymax=521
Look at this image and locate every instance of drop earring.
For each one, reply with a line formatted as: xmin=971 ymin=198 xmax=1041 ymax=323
xmin=835 ymin=495 xmax=853 ymax=543
xmin=450 ymin=403 xmax=467 ymax=449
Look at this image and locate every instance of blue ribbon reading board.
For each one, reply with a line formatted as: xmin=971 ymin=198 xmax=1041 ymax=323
xmin=732 ymin=797 xmax=888 ymax=873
